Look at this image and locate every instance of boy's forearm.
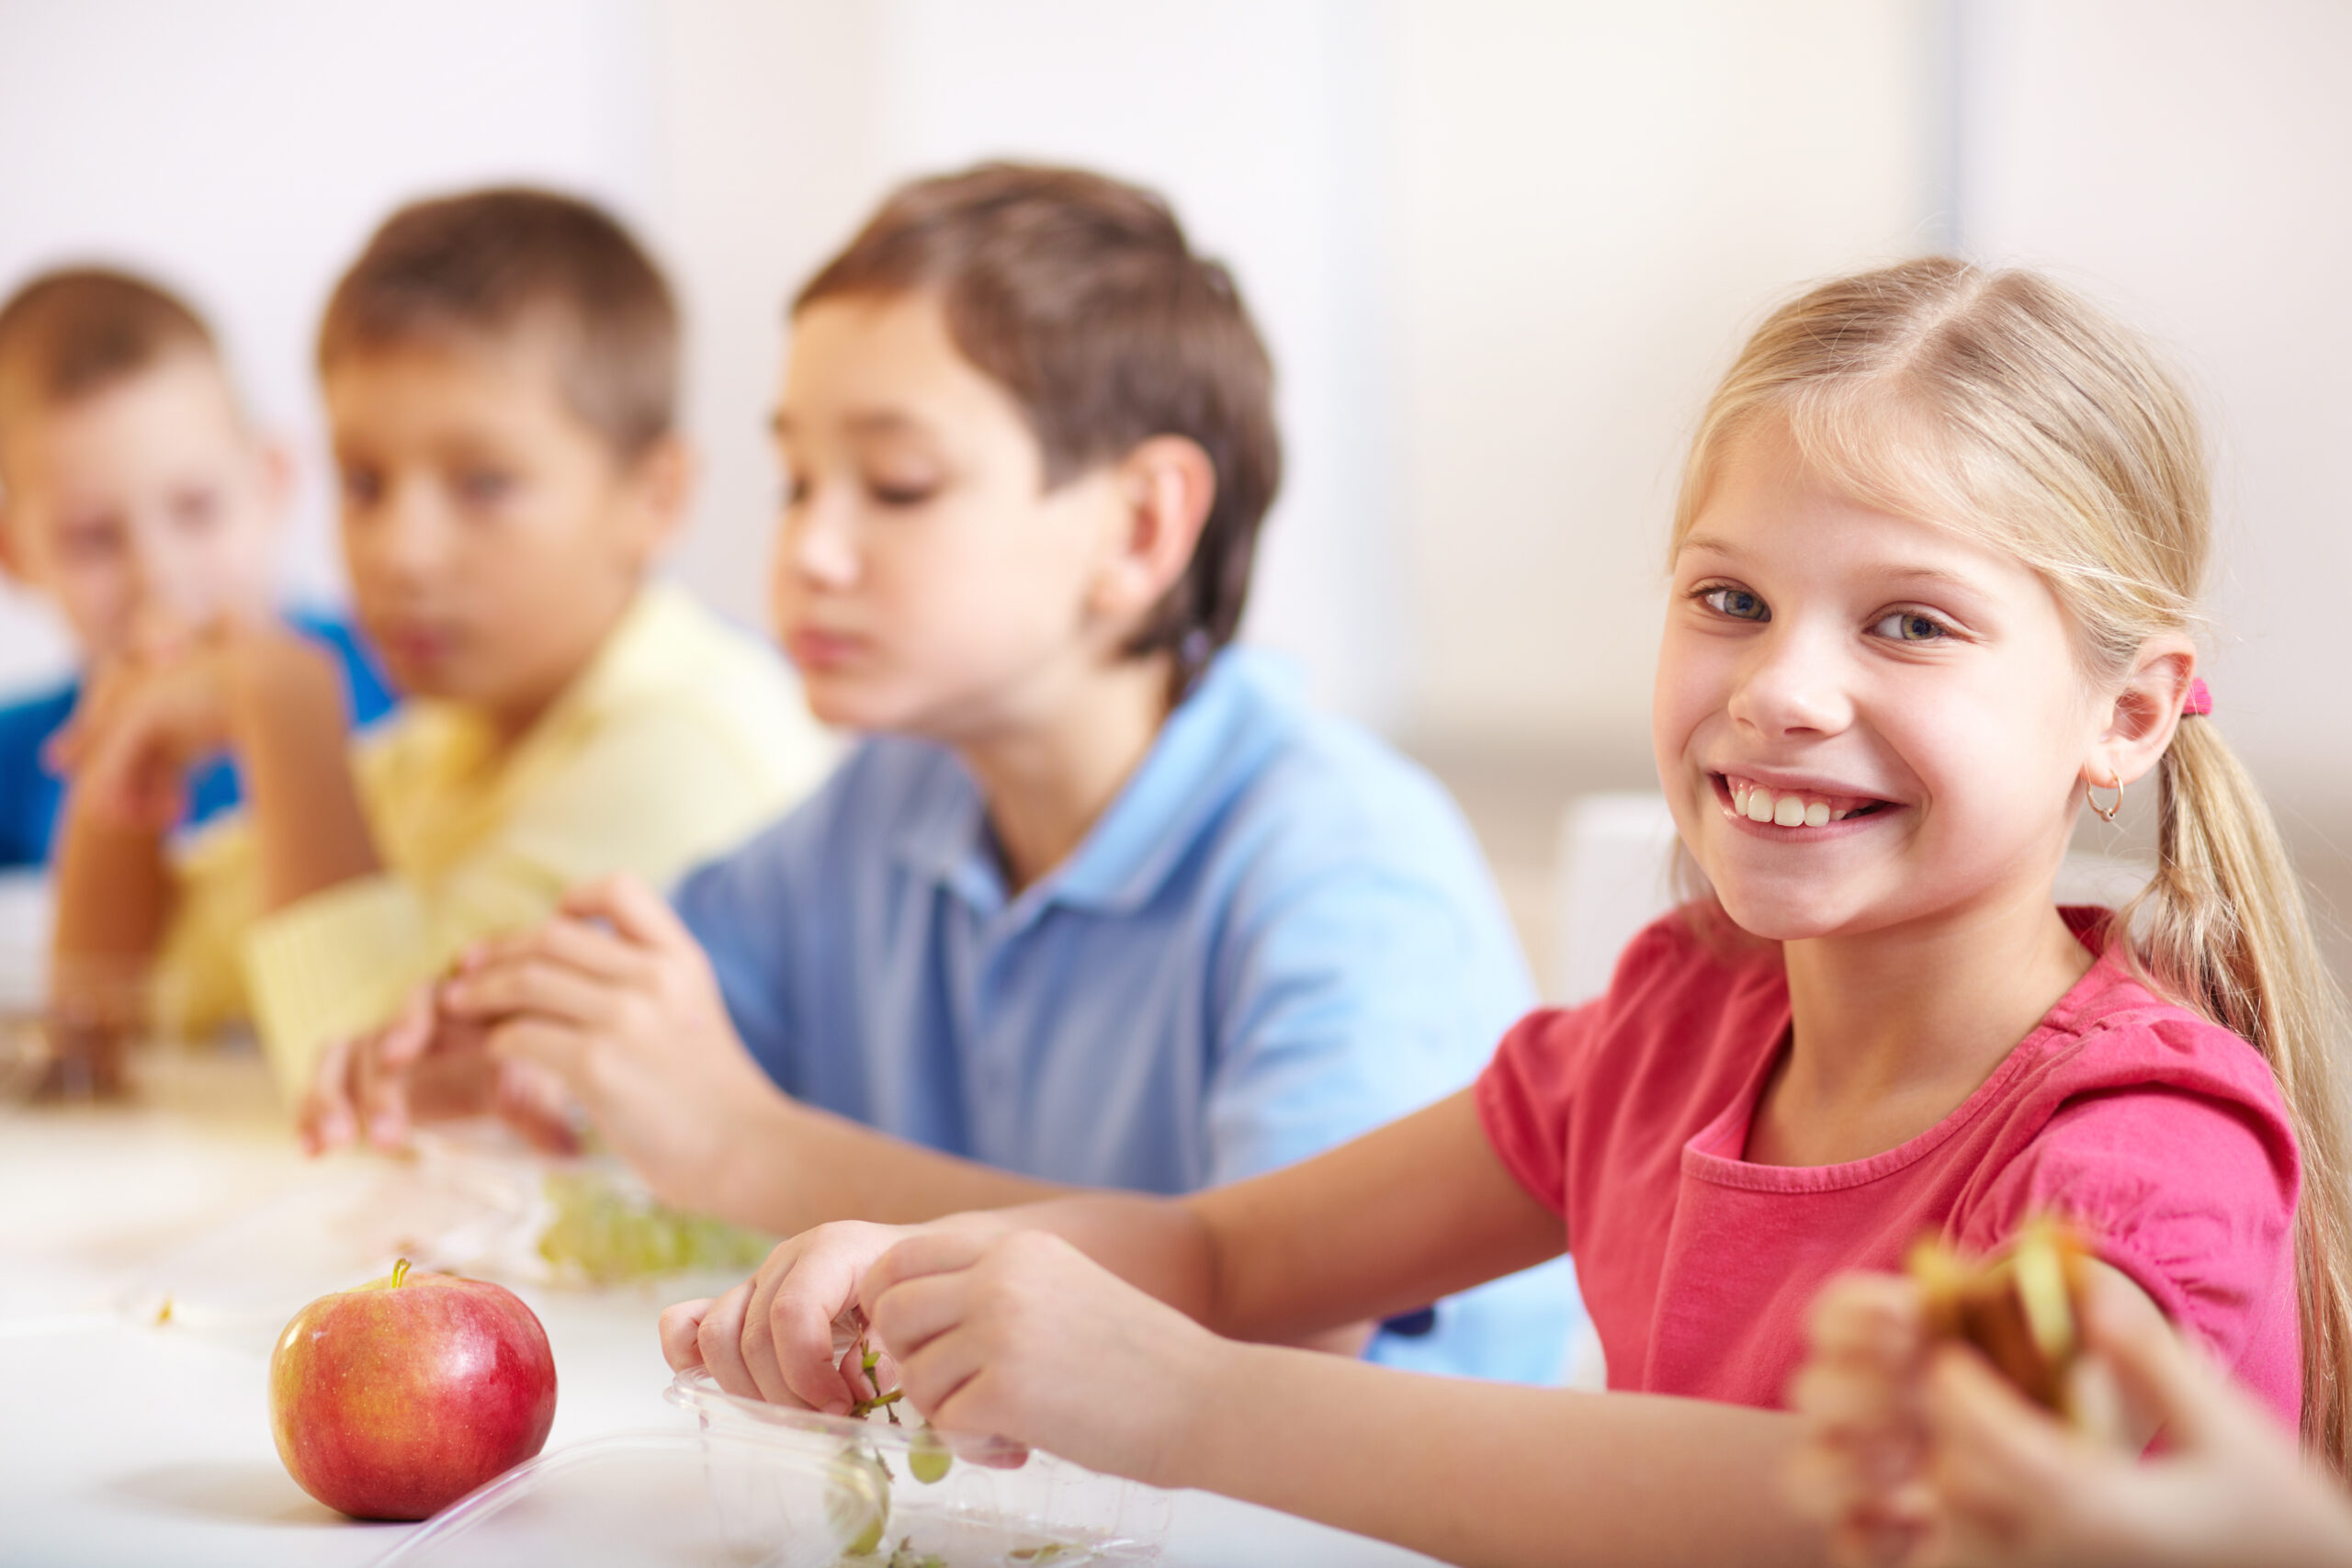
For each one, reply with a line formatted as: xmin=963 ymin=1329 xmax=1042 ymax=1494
xmin=228 ymin=633 xmax=379 ymax=911
xmin=51 ymin=796 xmax=172 ymax=1004
xmin=1167 ymin=1341 xmax=1821 ymax=1568
xmin=710 ymin=1096 xmax=1075 ymax=1238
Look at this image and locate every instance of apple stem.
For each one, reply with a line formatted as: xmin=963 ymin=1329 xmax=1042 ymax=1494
xmin=392 ymin=1258 xmax=412 ymax=1289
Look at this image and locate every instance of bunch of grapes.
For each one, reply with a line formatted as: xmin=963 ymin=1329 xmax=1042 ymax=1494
xmin=533 ymin=1170 xmax=773 ymax=1284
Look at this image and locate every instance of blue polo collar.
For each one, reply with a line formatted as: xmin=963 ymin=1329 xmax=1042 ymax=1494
xmin=894 ymin=649 xmax=1303 ymax=921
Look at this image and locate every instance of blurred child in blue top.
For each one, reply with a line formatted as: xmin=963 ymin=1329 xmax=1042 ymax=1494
xmin=306 ymin=164 xmax=1576 ymax=1383
xmin=0 ymin=269 xmax=394 ymax=867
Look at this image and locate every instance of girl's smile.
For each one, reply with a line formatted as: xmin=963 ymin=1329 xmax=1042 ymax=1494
xmin=1708 ymin=771 xmax=1899 ymax=836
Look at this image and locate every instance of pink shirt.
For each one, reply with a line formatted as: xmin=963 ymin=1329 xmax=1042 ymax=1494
xmin=1476 ymin=908 xmax=2302 ymax=1427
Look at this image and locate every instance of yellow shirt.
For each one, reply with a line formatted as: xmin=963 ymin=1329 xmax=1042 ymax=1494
xmin=158 ymin=582 xmax=835 ymax=1093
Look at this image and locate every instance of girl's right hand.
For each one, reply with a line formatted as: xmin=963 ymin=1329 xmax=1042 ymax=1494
xmin=661 ymin=1221 xmax=936 ymax=1411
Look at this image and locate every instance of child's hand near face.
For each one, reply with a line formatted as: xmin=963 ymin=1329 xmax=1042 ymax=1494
xmin=50 ymin=615 xmax=344 ymax=829
xmin=1793 ymin=1269 xmax=2352 ymax=1568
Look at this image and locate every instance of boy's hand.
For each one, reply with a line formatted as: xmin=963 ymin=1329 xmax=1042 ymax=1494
xmin=50 ymin=625 xmax=238 ymax=828
xmin=51 ymin=618 xmax=333 ymax=829
xmin=437 ymin=874 xmax=779 ymax=1213
xmin=299 ymin=982 xmax=578 ymax=1156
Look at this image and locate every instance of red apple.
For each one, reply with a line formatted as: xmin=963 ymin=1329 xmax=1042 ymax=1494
xmin=269 ymin=1258 xmax=558 ymax=1520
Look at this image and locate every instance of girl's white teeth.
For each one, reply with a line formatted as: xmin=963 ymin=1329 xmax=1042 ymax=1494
xmin=1728 ymin=780 xmax=1852 ymax=829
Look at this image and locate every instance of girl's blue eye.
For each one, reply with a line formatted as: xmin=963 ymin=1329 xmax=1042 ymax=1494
xmin=1873 ymin=610 xmax=1950 ymax=642
xmin=1702 ymin=587 xmax=1769 ymax=621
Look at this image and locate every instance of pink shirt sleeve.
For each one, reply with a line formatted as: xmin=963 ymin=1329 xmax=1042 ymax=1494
xmin=1476 ymin=1002 xmax=1603 ymax=1216
xmin=1954 ymin=1081 xmax=2300 ymax=1370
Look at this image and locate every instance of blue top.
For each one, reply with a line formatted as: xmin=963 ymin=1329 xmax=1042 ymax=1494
xmin=0 ymin=612 xmax=397 ymax=869
xmin=676 ymin=648 xmax=1579 ymax=1383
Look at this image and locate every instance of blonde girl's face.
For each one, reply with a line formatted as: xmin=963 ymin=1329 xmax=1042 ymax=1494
xmin=1652 ymin=421 xmax=2106 ymax=942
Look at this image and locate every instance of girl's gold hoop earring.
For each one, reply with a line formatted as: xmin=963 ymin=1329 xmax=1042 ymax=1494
xmin=2086 ymin=772 xmax=2124 ymax=823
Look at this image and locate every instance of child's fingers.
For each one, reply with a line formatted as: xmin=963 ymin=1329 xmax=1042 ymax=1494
xmin=858 ymin=1229 xmax=998 ymax=1318
xmin=1920 ymin=1343 xmax=2072 ymax=1528
xmin=867 ymin=1268 xmax=973 ymax=1371
xmin=1790 ymin=1358 xmax=1912 ymax=1438
xmin=892 ymin=1320 xmax=989 ymax=1434
xmin=562 ymin=873 xmax=697 ymax=954
xmin=755 ymin=1251 xmax=871 ymax=1415
xmin=459 ymin=915 xmax=647 ymax=985
xmin=483 ymin=1016 xmax=594 ymax=1089
xmin=299 ymin=1036 xmax=361 ymax=1156
xmin=660 ymin=1300 xmax=714 ymax=1371
xmin=347 ymin=990 xmax=444 ymax=1147
xmin=2075 ymin=1270 xmax=2235 ymax=1453
xmin=1809 ymin=1272 xmax=1926 ymax=1364
xmin=694 ymin=1280 xmax=764 ymax=1400
xmin=443 ymin=953 xmax=618 ymax=1030
xmin=492 ymin=1060 xmax=582 ymax=1154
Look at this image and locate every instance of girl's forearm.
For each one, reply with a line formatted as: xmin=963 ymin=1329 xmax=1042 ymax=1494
xmin=1165 ymin=1341 xmax=1819 ymax=1568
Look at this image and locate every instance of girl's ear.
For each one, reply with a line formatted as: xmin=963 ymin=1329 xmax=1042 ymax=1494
xmin=1093 ymin=434 xmax=1216 ymax=626
xmin=2088 ymin=635 xmax=2198 ymax=790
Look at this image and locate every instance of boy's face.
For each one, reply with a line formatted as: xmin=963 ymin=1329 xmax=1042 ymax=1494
xmin=0 ymin=352 xmax=288 ymax=661
xmin=768 ymin=293 xmax=1136 ymax=739
xmin=326 ymin=336 xmax=680 ymax=731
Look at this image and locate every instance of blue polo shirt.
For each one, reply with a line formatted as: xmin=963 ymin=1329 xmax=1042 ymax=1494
xmin=0 ymin=612 xmax=396 ymax=869
xmin=675 ymin=648 xmax=1579 ymax=1383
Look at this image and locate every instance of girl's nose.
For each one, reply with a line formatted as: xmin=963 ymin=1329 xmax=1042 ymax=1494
xmin=1727 ymin=628 xmax=1855 ymax=738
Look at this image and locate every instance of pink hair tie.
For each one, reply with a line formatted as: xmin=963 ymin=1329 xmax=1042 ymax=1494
xmin=2182 ymin=677 xmax=2212 ymax=717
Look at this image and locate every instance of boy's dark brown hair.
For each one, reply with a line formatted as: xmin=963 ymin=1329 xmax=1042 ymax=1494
xmin=0 ymin=267 xmax=220 ymax=450
xmin=318 ymin=187 xmax=678 ymax=463
xmin=797 ymin=163 xmax=1282 ymax=687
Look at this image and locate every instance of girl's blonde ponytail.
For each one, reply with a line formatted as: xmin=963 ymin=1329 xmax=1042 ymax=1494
xmin=1675 ymin=256 xmax=2352 ymax=1470
xmin=2127 ymin=716 xmax=2352 ymax=1470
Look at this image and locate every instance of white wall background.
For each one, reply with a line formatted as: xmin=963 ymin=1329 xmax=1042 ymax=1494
xmin=1957 ymin=0 xmax=2352 ymax=814
xmin=0 ymin=0 xmax=2345 ymax=912
xmin=0 ymin=0 xmax=663 ymax=690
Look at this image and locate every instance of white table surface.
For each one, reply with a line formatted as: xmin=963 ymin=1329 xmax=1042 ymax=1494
xmin=0 ymin=1044 xmax=1446 ymax=1568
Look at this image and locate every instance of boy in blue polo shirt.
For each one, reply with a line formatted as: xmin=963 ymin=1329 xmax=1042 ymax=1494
xmin=306 ymin=164 xmax=1576 ymax=1383
xmin=0 ymin=268 xmax=394 ymax=867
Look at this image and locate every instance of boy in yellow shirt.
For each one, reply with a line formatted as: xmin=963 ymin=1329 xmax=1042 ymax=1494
xmin=51 ymin=187 xmax=833 ymax=1093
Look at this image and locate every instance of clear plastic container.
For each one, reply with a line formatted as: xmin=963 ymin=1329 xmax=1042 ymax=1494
xmin=367 ymin=1429 xmax=846 ymax=1568
xmin=668 ymin=1368 xmax=1172 ymax=1565
xmin=370 ymin=1404 xmax=1170 ymax=1568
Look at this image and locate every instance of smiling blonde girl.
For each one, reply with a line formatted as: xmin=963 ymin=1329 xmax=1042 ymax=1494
xmin=662 ymin=258 xmax=2352 ymax=1568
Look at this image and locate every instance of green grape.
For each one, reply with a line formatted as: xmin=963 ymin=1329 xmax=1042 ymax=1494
xmin=535 ymin=1171 xmax=773 ymax=1284
xmin=906 ymin=1424 xmax=952 ymax=1485
xmin=825 ymin=1444 xmax=891 ymax=1557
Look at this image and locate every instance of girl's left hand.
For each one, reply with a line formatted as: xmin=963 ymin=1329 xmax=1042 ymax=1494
xmin=861 ymin=1227 xmax=1230 ymax=1490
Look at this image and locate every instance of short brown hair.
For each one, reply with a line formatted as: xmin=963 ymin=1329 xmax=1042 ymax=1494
xmin=0 ymin=266 xmax=219 ymax=421
xmin=319 ymin=187 xmax=678 ymax=462
xmin=797 ymin=163 xmax=1282 ymax=682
